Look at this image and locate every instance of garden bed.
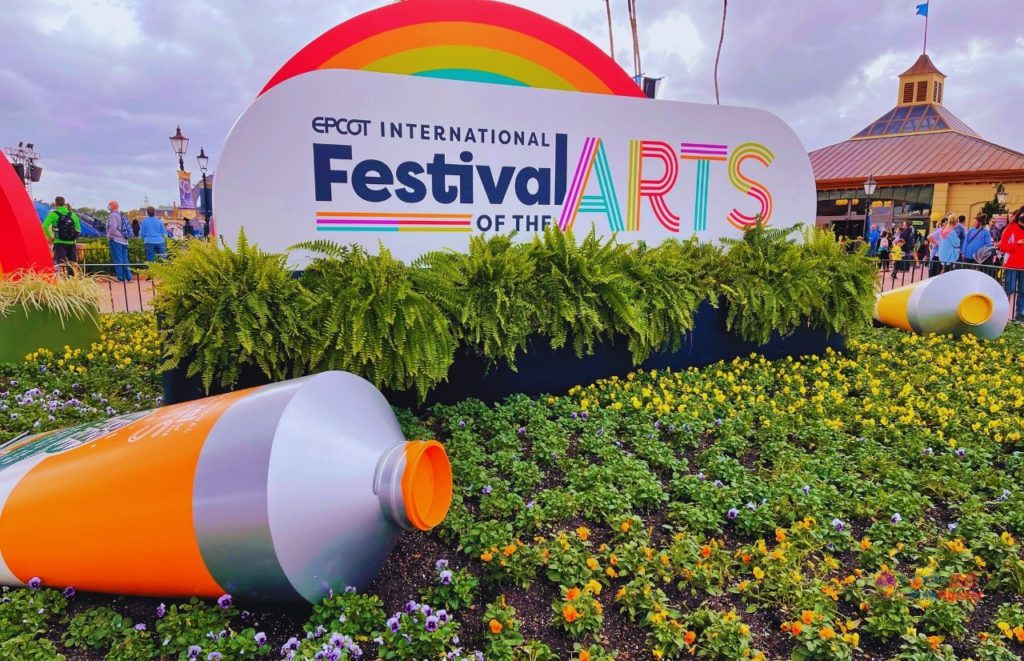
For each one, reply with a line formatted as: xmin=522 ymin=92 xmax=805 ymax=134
xmin=3 ymin=315 xmax=1024 ymax=660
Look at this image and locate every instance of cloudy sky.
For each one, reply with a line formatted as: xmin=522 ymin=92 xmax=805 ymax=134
xmin=2 ymin=0 xmax=1022 ymax=209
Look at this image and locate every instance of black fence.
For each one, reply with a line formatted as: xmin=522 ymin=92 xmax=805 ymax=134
xmin=877 ymin=258 xmax=1024 ymax=322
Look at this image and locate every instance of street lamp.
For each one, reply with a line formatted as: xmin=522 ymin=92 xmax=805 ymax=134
xmin=197 ymin=147 xmax=211 ymax=227
xmin=997 ymin=184 xmax=1008 ymax=211
xmin=862 ymin=175 xmax=877 ymax=239
xmin=169 ymin=125 xmax=189 ymax=172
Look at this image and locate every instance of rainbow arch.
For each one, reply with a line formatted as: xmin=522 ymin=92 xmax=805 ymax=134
xmin=261 ymin=0 xmax=643 ymax=98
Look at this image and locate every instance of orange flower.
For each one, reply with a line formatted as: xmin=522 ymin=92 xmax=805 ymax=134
xmin=801 ymin=610 xmax=815 ymax=625
xmin=741 ymin=553 xmax=752 ymax=563
xmin=610 ymin=554 xmax=619 ymax=566
xmin=910 ymin=576 xmax=924 ymax=590
xmin=503 ymin=544 xmax=517 ymax=557
xmin=579 ymin=652 xmax=591 ymax=661
xmin=1014 ymin=626 xmax=1024 ymax=642
xmin=780 ymin=622 xmax=792 ymax=633
xmin=859 ymin=537 xmax=872 ymax=551
xmin=979 ymin=632 xmax=989 ymax=641
xmin=684 ymin=630 xmax=697 ymax=645
xmin=859 ymin=601 xmax=869 ymax=612
xmin=927 ymin=635 xmax=942 ymax=650
xmin=489 ymin=619 xmax=504 ymax=635
xmin=563 ymin=604 xmax=580 ymax=622
xmin=605 ymin=566 xmax=618 ymax=578
xmin=481 ymin=551 xmax=493 ymax=562
xmin=566 ymin=587 xmax=581 ymax=601
xmin=791 ymin=622 xmax=803 ymax=636
xmin=775 ymin=528 xmax=787 ymax=543
xmin=586 ymin=558 xmax=600 ymax=570
xmin=620 ymin=520 xmax=632 ymax=533
xmin=577 ymin=527 xmax=590 ymax=541
xmin=819 ymin=626 xmax=836 ymax=640
xmin=700 ymin=545 xmax=712 ymax=559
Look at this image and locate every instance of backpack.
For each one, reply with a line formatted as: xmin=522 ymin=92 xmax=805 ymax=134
xmin=54 ymin=210 xmax=78 ymax=242
xmin=119 ymin=214 xmax=132 ymax=239
xmin=975 ymin=245 xmax=998 ymax=265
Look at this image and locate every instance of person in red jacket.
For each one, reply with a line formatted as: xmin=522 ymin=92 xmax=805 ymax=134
xmin=999 ymin=207 xmax=1024 ymax=320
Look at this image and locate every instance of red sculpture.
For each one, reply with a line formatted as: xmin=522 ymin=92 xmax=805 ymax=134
xmin=0 ymin=154 xmax=53 ymax=274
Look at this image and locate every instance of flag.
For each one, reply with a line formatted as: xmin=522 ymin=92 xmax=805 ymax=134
xmin=916 ymin=2 xmax=928 ymax=17
xmin=178 ymin=170 xmax=195 ymax=210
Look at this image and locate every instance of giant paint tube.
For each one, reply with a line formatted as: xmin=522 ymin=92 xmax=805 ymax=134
xmin=0 ymin=371 xmax=452 ymax=602
xmin=874 ymin=269 xmax=1010 ymax=340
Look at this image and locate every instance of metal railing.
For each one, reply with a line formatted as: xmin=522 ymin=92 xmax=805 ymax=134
xmin=86 ymin=266 xmax=156 ymax=314
xmin=877 ymin=258 xmax=1024 ymax=322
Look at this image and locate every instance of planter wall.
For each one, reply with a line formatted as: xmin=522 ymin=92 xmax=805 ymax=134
xmin=0 ymin=305 xmax=100 ymax=363
xmin=163 ymin=300 xmax=845 ymax=409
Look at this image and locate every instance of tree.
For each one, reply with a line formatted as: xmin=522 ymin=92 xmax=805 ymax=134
xmin=981 ymin=190 xmax=1007 ymax=219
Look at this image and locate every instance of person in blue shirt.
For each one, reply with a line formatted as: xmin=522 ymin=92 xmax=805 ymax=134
xmin=954 ymin=215 xmax=968 ymax=259
xmin=867 ymin=224 xmax=880 ymax=256
xmin=962 ymin=214 xmax=993 ymax=264
xmin=139 ymin=206 xmax=171 ymax=262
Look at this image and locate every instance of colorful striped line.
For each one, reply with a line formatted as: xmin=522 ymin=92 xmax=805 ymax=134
xmin=681 ymin=142 xmax=728 ymax=162
xmin=559 ymin=137 xmax=598 ymax=230
xmin=316 ymin=212 xmax=472 ymax=233
xmin=694 ymin=160 xmax=710 ymax=232
xmin=626 ymin=140 xmax=641 ymax=232
xmin=577 ymin=140 xmax=624 ymax=232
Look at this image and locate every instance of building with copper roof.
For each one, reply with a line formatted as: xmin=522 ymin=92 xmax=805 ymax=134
xmin=810 ymin=53 xmax=1024 ymax=236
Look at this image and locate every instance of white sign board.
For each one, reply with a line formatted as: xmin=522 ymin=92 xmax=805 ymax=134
xmin=216 ymin=69 xmax=815 ymax=264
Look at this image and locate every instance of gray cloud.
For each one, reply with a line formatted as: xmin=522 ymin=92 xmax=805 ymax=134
xmin=2 ymin=0 xmax=1021 ymax=208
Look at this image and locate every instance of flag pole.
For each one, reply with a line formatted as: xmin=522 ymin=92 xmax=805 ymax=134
xmin=923 ymin=1 xmax=929 ymax=53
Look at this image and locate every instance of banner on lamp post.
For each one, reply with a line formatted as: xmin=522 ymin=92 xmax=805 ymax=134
xmin=178 ymin=171 xmax=195 ymax=210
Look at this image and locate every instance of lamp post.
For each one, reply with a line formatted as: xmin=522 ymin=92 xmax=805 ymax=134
xmin=169 ymin=125 xmax=189 ymax=172
xmin=997 ymin=185 xmax=1008 ymax=214
xmin=197 ymin=147 xmax=211 ymax=226
xmin=863 ymin=175 xmax=877 ymax=240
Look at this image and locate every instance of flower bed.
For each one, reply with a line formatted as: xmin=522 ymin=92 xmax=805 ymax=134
xmin=2 ymin=317 xmax=1024 ymax=659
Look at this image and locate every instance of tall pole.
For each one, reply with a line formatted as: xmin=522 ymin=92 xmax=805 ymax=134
xmin=178 ymin=155 xmax=185 ymax=172
xmin=923 ymin=9 xmax=928 ymax=53
xmin=863 ymin=195 xmax=873 ymax=240
xmin=201 ymin=171 xmax=210 ymax=224
xmin=714 ymin=0 xmax=728 ymax=104
xmin=604 ymin=0 xmax=614 ymax=59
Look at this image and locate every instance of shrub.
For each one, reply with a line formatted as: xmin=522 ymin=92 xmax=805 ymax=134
xmin=413 ymin=234 xmax=540 ymax=369
xmin=623 ymin=237 xmax=719 ymax=358
xmin=151 ymin=231 xmax=314 ymax=393
xmin=296 ymin=242 xmax=455 ymax=399
xmin=530 ymin=226 xmax=641 ymax=359
xmin=717 ymin=222 xmax=820 ymax=344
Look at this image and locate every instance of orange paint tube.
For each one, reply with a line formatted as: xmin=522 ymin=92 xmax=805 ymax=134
xmin=0 ymin=371 xmax=452 ymax=602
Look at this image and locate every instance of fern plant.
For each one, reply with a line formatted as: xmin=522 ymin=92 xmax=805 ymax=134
xmin=413 ymin=234 xmax=540 ymax=370
xmin=717 ymin=221 xmax=820 ymax=344
xmin=798 ymin=226 xmax=877 ymax=335
xmin=295 ymin=242 xmax=455 ymax=400
xmin=151 ymin=231 xmax=314 ymax=393
xmin=622 ymin=238 xmax=720 ymax=358
xmin=716 ymin=221 xmax=876 ymax=344
xmin=530 ymin=226 xmax=643 ymax=359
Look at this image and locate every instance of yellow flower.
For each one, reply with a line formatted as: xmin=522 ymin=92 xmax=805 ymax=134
xmin=752 ymin=567 xmax=764 ymax=580
xmin=586 ymin=557 xmax=600 ymax=571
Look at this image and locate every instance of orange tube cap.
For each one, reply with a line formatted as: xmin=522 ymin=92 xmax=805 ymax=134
xmin=401 ymin=440 xmax=453 ymax=531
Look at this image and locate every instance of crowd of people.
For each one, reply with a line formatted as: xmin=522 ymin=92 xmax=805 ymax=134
xmin=858 ymin=207 xmax=1024 ymax=318
xmin=41 ymin=196 xmax=210 ymax=280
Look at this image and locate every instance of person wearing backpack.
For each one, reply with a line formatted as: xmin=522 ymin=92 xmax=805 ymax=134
xmin=105 ymin=200 xmax=132 ymax=282
xmin=42 ymin=196 xmax=82 ymax=275
xmin=963 ymin=215 xmax=994 ymax=268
